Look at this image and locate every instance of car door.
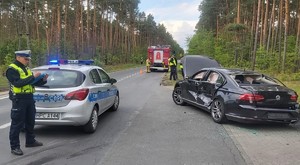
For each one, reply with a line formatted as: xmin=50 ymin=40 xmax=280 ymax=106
xmin=198 ymin=71 xmax=224 ymax=107
xmin=89 ymin=69 xmax=107 ymax=113
xmin=183 ymin=70 xmax=208 ymax=105
xmin=97 ymin=69 xmax=115 ymax=111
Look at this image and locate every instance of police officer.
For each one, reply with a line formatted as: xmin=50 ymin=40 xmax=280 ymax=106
xmin=179 ymin=62 xmax=184 ymax=78
xmin=169 ymin=54 xmax=177 ymax=80
xmin=6 ymin=50 xmax=48 ymax=156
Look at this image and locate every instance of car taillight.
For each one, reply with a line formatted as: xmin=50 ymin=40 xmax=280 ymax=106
xmin=65 ymin=88 xmax=89 ymax=101
xmin=290 ymin=95 xmax=298 ymax=102
xmin=239 ymin=93 xmax=264 ymax=102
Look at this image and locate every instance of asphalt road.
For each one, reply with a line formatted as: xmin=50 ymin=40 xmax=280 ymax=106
xmin=0 ymin=67 xmax=300 ymax=165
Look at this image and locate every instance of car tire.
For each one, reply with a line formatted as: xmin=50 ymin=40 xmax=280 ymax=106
xmin=211 ymin=99 xmax=227 ymax=123
xmin=109 ymin=94 xmax=119 ymax=111
xmin=172 ymin=87 xmax=186 ymax=106
xmin=83 ymin=106 xmax=98 ymax=133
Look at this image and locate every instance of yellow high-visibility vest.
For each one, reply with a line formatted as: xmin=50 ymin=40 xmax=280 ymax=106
xmin=9 ymin=63 xmax=35 ymax=94
xmin=180 ymin=63 xmax=183 ymax=69
xmin=169 ymin=57 xmax=176 ymax=66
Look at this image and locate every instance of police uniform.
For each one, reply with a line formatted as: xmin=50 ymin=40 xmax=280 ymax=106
xmin=180 ymin=62 xmax=184 ymax=78
xmin=6 ymin=50 xmax=46 ymax=155
xmin=169 ymin=56 xmax=177 ymax=80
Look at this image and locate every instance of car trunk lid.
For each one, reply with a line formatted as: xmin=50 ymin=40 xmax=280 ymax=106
xmin=34 ymin=88 xmax=74 ymax=108
xmin=241 ymin=85 xmax=297 ymax=108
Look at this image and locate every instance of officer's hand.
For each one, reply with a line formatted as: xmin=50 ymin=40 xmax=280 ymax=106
xmin=43 ymin=74 xmax=48 ymax=81
xmin=34 ymin=72 xmax=41 ymax=78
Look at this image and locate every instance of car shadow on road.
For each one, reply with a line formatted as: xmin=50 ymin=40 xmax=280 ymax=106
xmin=182 ymin=104 xmax=300 ymax=132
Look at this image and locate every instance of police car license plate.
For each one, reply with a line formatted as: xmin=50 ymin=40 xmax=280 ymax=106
xmin=36 ymin=112 xmax=59 ymax=120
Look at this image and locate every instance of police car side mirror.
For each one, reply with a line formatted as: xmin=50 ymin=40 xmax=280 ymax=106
xmin=110 ymin=78 xmax=117 ymax=84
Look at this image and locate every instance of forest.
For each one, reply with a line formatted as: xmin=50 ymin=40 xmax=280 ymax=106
xmin=1 ymin=0 xmax=300 ymax=79
xmin=188 ymin=0 xmax=300 ymax=78
xmin=0 ymin=0 xmax=183 ymax=73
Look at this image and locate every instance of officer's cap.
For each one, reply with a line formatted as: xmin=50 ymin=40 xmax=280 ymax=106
xmin=15 ymin=50 xmax=31 ymax=59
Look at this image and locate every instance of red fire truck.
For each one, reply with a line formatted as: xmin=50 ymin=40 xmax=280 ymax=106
xmin=147 ymin=45 xmax=171 ymax=72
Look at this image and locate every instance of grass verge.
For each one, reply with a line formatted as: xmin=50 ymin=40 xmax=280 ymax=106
xmin=0 ymin=76 xmax=8 ymax=91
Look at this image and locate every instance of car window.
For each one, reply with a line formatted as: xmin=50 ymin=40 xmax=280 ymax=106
xmin=193 ymin=71 xmax=207 ymax=80
xmin=89 ymin=69 xmax=102 ymax=84
xmin=233 ymin=74 xmax=279 ymax=85
xmin=216 ymin=74 xmax=225 ymax=84
xmin=34 ymin=70 xmax=84 ymax=88
xmin=207 ymin=72 xmax=221 ymax=84
xmin=98 ymin=69 xmax=110 ymax=83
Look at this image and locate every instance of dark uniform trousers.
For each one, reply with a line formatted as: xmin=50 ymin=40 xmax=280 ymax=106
xmin=10 ymin=97 xmax=36 ymax=149
xmin=170 ymin=66 xmax=177 ymax=80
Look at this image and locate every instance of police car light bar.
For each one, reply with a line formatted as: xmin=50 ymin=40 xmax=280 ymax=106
xmin=49 ymin=60 xmax=59 ymax=65
xmin=49 ymin=60 xmax=94 ymax=65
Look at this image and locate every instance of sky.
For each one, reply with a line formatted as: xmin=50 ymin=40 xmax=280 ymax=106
xmin=138 ymin=0 xmax=201 ymax=51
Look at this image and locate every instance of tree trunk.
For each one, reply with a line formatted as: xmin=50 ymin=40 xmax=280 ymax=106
xmin=56 ymin=0 xmax=61 ymax=58
xmin=80 ymin=0 xmax=84 ymax=54
xmin=296 ymin=0 xmax=300 ymax=71
xmin=86 ymin=0 xmax=90 ymax=56
xmin=92 ymin=0 xmax=97 ymax=58
xmin=282 ymin=0 xmax=289 ymax=73
xmin=63 ymin=0 xmax=69 ymax=59
xmin=251 ymin=0 xmax=262 ymax=71
xmin=263 ymin=0 xmax=269 ymax=48
xmin=250 ymin=2 xmax=257 ymax=59
xmin=109 ymin=11 xmax=113 ymax=52
xmin=278 ymin=0 xmax=284 ymax=71
xmin=23 ymin=1 xmax=30 ymax=49
xmin=35 ymin=0 xmax=39 ymax=46
xmin=75 ymin=0 xmax=81 ymax=57
xmin=259 ymin=0 xmax=264 ymax=47
xmin=237 ymin=0 xmax=240 ymax=24
xmin=267 ymin=0 xmax=275 ymax=54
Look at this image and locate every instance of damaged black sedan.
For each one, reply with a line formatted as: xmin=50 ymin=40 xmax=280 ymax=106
xmin=173 ymin=56 xmax=299 ymax=124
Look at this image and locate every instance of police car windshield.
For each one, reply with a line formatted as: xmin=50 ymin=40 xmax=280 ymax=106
xmin=34 ymin=70 xmax=85 ymax=88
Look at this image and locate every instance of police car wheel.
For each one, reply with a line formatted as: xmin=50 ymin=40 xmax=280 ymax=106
xmin=172 ymin=87 xmax=186 ymax=106
xmin=83 ymin=106 xmax=98 ymax=133
xmin=110 ymin=94 xmax=119 ymax=111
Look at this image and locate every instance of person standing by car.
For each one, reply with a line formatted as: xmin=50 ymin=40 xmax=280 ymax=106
xmin=169 ymin=54 xmax=177 ymax=80
xmin=6 ymin=50 xmax=48 ymax=156
xmin=179 ymin=62 xmax=184 ymax=78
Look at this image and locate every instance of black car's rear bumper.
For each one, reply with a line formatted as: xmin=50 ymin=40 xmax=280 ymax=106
xmin=225 ymin=105 xmax=299 ymax=124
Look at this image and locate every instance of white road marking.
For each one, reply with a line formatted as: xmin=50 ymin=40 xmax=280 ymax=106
xmin=0 ymin=122 xmax=10 ymax=129
xmin=0 ymin=96 xmax=8 ymax=100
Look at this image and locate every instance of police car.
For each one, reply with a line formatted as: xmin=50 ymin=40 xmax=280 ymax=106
xmin=32 ymin=60 xmax=119 ymax=133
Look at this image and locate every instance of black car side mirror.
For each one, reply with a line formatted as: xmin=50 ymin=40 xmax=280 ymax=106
xmin=110 ymin=78 xmax=117 ymax=84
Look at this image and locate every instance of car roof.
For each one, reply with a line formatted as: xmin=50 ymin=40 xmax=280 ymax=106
xmin=33 ymin=64 xmax=102 ymax=72
xmin=181 ymin=55 xmax=221 ymax=77
xmin=204 ymin=68 xmax=261 ymax=75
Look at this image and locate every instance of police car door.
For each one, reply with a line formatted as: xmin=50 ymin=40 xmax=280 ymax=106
xmin=89 ymin=69 xmax=107 ymax=113
xmin=97 ymin=69 xmax=114 ymax=111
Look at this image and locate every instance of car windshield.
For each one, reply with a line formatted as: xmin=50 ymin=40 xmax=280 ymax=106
xmin=33 ymin=69 xmax=85 ymax=88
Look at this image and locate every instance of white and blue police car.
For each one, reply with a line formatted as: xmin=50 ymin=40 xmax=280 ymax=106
xmin=32 ymin=60 xmax=119 ymax=133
